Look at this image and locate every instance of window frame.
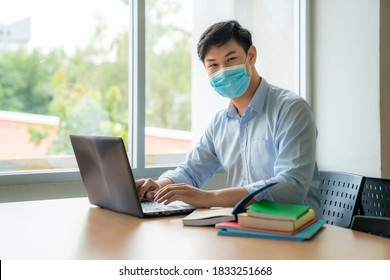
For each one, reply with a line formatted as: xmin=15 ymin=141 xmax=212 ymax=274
xmin=0 ymin=0 xmax=310 ymax=187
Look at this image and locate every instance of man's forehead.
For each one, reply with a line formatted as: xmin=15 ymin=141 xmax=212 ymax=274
xmin=204 ymin=40 xmax=244 ymax=61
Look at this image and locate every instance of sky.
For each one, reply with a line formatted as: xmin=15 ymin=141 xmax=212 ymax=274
xmin=0 ymin=0 xmax=129 ymax=54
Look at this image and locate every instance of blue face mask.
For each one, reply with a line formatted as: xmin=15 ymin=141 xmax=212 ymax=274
xmin=209 ymin=64 xmax=250 ymax=99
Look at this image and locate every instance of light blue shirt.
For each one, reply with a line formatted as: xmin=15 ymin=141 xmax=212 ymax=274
xmin=160 ymin=79 xmax=320 ymax=215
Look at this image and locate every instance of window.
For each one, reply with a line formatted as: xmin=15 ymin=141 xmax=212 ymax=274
xmin=0 ymin=0 xmax=129 ymax=176
xmin=0 ymin=0 xmax=307 ymax=184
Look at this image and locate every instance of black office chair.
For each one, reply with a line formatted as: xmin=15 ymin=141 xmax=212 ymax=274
xmin=351 ymin=215 xmax=390 ymax=238
xmin=359 ymin=176 xmax=390 ymax=217
xmin=350 ymin=177 xmax=390 ymax=238
xmin=319 ymin=171 xmax=364 ymax=228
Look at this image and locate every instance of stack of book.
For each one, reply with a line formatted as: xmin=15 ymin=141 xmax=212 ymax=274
xmin=216 ymin=200 xmax=325 ymax=241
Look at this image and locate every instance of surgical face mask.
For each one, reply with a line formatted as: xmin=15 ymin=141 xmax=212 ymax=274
xmin=209 ymin=63 xmax=250 ymax=99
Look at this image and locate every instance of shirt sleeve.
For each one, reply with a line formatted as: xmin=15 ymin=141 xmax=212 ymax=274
xmin=159 ymin=119 xmax=222 ymax=188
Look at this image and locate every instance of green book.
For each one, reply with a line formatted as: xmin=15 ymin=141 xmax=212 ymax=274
xmin=246 ymin=200 xmax=310 ymax=221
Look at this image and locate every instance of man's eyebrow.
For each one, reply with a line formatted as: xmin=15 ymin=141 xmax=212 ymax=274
xmin=225 ymin=50 xmax=237 ymax=57
xmin=205 ymin=50 xmax=237 ymax=62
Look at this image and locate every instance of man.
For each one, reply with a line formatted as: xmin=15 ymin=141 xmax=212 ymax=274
xmin=136 ymin=20 xmax=320 ymax=215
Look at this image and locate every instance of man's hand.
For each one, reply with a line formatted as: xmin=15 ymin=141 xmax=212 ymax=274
xmin=135 ymin=177 xmax=173 ymax=200
xmin=137 ymin=178 xmax=250 ymax=208
xmin=154 ymin=183 xmax=214 ymax=208
xmin=135 ymin=178 xmax=161 ymax=200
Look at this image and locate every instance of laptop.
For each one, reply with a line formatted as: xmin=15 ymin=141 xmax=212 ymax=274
xmin=69 ymin=134 xmax=195 ymax=217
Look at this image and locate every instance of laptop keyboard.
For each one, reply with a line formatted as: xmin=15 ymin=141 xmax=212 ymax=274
xmin=141 ymin=201 xmax=177 ymax=211
xmin=141 ymin=200 xmax=194 ymax=214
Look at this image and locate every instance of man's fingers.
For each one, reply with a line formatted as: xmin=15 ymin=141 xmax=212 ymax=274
xmin=155 ymin=187 xmax=186 ymax=204
xmin=137 ymin=178 xmax=160 ymax=199
xmin=135 ymin=178 xmax=146 ymax=188
xmin=146 ymin=191 xmax=156 ymax=199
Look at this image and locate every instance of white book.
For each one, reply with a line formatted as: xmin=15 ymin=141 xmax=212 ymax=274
xmin=182 ymin=207 xmax=235 ymax=226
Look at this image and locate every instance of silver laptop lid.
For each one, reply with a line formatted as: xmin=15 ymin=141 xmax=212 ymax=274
xmin=70 ymin=134 xmax=195 ymax=217
xmin=70 ymin=134 xmax=144 ymax=217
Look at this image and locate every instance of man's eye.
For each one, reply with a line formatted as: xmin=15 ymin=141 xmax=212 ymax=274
xmin=208 ymin=63 xmax=218 ymax=68
xmin=227 ymin=57 xmax=236 ymax=63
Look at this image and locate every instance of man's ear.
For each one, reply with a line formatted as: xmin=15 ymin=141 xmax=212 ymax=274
xmin=248 ymin=45 xmax=257 ymax=64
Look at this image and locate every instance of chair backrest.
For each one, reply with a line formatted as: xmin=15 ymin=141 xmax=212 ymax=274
xmin=359 ymin=177 xmax=390 ymax=217
xmin=319 ymin=171 xmax=364 ymax=228
xmin=351 ymin=215 xmax=390 ymax=238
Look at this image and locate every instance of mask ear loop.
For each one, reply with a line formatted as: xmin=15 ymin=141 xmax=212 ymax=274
xmin=232 ymin=182 xmax=278 ymax=219
xmin=242 ymin=51 xmax=252 ymax=78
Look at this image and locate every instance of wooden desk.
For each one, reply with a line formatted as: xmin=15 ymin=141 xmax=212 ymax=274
xmin=1 ymin=197 xmax=390 ymax=260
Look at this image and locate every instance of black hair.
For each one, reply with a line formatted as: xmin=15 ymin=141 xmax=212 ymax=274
xmin=197 ymin=20 xmax=253 ymax=62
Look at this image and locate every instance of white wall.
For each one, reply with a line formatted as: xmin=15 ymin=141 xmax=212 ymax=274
xmin=312 ymin=0 xmax=381 ymax=177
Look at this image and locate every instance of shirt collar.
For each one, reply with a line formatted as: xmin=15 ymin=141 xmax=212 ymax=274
xmin=226 ymin=78 xmax=269 ymax=118
xmin=248 ymin=78 xmax=269 ymax=114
